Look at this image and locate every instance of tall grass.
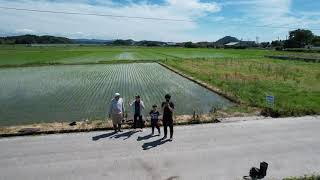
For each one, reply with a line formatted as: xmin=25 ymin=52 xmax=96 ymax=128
xmin=165 ymin=58 xmax=320 ymax=116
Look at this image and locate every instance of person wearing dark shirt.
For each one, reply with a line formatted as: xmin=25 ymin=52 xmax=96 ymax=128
xmin=161 ymin=94 xmax=174 ymax=141
xmin=149 ymin=104 xmax=160 ymax=135
xmin=130 ymin=95 xmax=145 ymax=131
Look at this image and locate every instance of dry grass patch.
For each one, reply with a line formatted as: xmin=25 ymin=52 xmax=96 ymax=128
xmin=0 ymin=107 xmax=259 ymax=137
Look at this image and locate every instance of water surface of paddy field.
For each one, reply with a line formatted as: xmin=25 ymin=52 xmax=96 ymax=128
xmin=0 ymin=63 xmax=233 ymax=126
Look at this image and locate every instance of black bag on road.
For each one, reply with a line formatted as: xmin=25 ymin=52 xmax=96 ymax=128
xmin=243 ymin=161 xmax=268 ymax=180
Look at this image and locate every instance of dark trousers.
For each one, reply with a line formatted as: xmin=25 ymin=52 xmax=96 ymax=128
xmin=163 ymin=118 xmax=173 ymax=138
xmin=134 ymin=114 xmax=143 ymax=129
xmin=113 ymin=124 xmax=121 ymax=131
xmin=151 ymin=119 xmax=160 ymax=134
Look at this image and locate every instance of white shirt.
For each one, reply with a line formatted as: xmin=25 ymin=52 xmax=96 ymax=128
xmin=109 ymin=98 xmax=124 ymax=115
xmin=129 ymin=100 xmax=145 ymax=115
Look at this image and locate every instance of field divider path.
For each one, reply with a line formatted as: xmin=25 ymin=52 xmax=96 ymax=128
xmin=158 ymin=62 xmax=241 ymax=104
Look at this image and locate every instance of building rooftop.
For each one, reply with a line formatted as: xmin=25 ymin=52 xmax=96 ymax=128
xmin=224 ymin=42 xmax=239 ymax=46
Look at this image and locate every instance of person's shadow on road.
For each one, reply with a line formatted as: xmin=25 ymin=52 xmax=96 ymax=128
xmin=142 ymin=138 xmax=171 ymax=150
xmin=137 ymin=133 xmax=157 ymax=141
xmin=92 ymin=131 xmax=117 ymax=141
xmin=112 ymin=130 xmax=138 ymax=140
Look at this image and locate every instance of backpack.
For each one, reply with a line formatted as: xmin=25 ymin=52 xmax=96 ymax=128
xmin=244 ymin=162 xmax=268 ymax=180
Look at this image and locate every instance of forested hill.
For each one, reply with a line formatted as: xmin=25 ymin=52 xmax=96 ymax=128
xmin=0 ymin=34 xmax=73 ymax=44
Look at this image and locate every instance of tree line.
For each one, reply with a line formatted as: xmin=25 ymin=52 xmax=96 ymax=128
xmin=1 ymin=29 xmax=319 ymax=49
xmin=0 ymin=34 xmax=73 ymax=44
xmin=267 ymin=29 xmax=320 ymax=49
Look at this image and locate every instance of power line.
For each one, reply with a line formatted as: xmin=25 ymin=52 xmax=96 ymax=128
xmin=0 ymin=6 xmax=192 ymax=22
xmin=215 ymin=22 xmax=320 ymax=31
xmin=1 ymin=6 xmax=320 ymax=31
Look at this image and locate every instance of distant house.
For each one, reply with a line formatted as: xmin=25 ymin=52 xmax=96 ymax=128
xmin=224 ymin=42 xmax=240 ymax=47
xmin=241 ymin=41 xmax=258 ymax=47
xmin=224 ymin=42 xmax=243 ymax=48
xmin=305 ymin=45 xmax=320 ymax=50
xmin=166 ymin=42 xmax=177 ymax=46
xmin=224 ymin=41 xmax=257 ymax=48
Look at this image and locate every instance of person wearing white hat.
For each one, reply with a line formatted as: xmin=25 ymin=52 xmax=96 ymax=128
xmin=108 ymin=93 xmax=125 ymax=132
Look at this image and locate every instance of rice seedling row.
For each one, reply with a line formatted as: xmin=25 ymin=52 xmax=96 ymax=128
xmin=0 ymin=63 xmax=233 ymax=126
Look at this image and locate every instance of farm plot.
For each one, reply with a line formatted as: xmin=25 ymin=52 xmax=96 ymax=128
xmin=59 ymin=50 xmax=121 ymax=63
xmin=156 ymin=48 xmax=228 ymax=59
xmin=0 ymin=63 xmax=233 ymax=126
xmin=2 ymin=45 xmax=319 ymax=66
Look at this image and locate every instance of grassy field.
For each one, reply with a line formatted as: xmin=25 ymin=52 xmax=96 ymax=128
xmin=164 ymin=58 xmax=320 ymax=116
xmin=0 ymin=63 xmax=232 ymax=126
xmin=1 ymin=45 xmax=320 ymax=66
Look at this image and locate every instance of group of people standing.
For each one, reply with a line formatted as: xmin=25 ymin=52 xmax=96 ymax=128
xmin=108 ymin=93 xmax=175 ymax=141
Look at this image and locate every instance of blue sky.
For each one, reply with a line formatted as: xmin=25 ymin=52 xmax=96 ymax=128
xmin=0 ymin=0 xmax=319 ymax=42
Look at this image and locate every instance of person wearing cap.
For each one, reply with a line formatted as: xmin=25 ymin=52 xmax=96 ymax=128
xmin=149 ymin=104 xmax=161 ymax=135
xmin=161 ymin=94 xmax=175 ymax=141
xmin=109 ymin=93 xmax=125 ymax=132
xmin=129 ymin=95 xmax=145 ymax=131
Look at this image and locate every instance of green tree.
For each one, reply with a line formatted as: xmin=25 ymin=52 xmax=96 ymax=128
xmin=184 ymin=41 xmax=198 ymax=48
xmin=312 ymin=36 xmax=320 ymax=46
xmin=288 ymin=29 xmax=314 ymax=48
xmin=112 ymin=39 xmax=134 ymax=46
xmin=271 ymin=40 xmax=284 ymax=48
xmin=260 ymin=42 xmax=270 ymax=48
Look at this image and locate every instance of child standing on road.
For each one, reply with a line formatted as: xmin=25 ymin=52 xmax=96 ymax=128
xmin=149 ymin=104 xmax=161 ymax=135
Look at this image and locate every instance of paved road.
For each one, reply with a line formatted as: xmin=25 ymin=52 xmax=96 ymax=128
xmin=0 ymin=116 xmax=319 ymax=180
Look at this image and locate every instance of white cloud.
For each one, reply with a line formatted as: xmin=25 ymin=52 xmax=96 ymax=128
xmin=210 ymin=16 xmax=225 ymax=22
xmin=0 ymin=0 xmax=221 ymax=41
xmin=166 ymin=0 xmax=221 ymax=14
xmin=220 ymin=0 xmax=258 ymax=6
xmin=249 ymin=0 xmax=292 ymax=25
xmin=1 ymin=0 xmax=318 ymax=42
xmin=16 ymin=28 xmax=35 ymax=34
xmin=231 ymin=0 xmax=319 ymax=29
xmin=221 ymin=0 xmax=320 ymax=41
